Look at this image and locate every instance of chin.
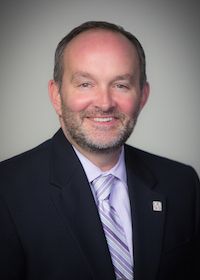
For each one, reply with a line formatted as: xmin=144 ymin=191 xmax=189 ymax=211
xmin=77 ymin=135 xmax=128 ymax=154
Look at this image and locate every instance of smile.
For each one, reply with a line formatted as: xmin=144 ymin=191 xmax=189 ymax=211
xmin=89 ymin=117 xmax=115 ymax=122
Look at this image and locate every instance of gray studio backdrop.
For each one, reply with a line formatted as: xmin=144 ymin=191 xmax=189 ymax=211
xmin=1 ymin=0 xmax=200 ymax=175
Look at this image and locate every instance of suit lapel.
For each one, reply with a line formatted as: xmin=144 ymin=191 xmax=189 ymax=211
xmin=49 ymin=130 xmax=116 ymax=280
xmin=125 ymin=145 xmax=166 ymax=280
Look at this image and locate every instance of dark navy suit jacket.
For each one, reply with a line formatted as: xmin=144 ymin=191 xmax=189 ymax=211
xmin=0 ymin=129 xmax=200 ymax=279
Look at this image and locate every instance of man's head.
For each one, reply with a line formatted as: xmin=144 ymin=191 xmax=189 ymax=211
xmin=53 ymin=21 xmax=147 ymax=93
xmin=49 ymin=21 xmax=149 ymax=157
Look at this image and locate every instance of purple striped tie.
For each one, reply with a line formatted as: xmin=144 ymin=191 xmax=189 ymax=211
xmin=92 ymin=175 xmax=133 ymax=280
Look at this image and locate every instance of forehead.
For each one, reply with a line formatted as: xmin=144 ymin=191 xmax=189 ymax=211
xmin=63 ymin=30 xmax=139 ymax=66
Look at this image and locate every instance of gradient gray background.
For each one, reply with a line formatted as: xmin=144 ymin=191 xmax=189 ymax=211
xmin=1 ymin=0 xmax=200 ymax=175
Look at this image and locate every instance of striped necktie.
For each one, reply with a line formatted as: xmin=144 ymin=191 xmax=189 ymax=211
xmin=92 ymin=174 xmax=133 ymax=280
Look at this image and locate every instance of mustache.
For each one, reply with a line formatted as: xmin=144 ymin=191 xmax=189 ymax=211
xmin=80 ymin=108 xmax=126 ymax=120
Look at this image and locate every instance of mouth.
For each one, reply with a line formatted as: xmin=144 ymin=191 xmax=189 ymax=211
xmin=88 ymin=117 xmax=115 ymax=123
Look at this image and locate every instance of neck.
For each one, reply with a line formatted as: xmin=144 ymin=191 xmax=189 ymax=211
xmin=74 ymin=145 xmax=122 ymax=172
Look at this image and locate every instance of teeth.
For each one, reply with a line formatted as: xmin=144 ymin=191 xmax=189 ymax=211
xmin=91 ymin=117 xmax=114 ymax=122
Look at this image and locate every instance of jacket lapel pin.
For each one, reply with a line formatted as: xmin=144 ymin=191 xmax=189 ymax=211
xmin=153 ymin=201 xmax=162 ymax=211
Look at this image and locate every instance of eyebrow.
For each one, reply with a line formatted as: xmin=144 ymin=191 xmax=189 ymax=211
xmin=71 ymin=72 xmax=96 ymax=83
xmin=113 ymin=74 xmax=135 ymax=84
xmin=71 ymin=72 xmax=135 ymax=84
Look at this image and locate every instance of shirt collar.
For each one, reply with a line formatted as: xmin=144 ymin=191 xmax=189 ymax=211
xmin=73 ymin=146 xmax=127 ymax=185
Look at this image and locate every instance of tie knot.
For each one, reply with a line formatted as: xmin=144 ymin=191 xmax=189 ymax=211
xmin=92 ymin=174 xmax=115 ymax=201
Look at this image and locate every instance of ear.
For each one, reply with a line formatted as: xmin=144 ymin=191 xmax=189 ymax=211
xmin=139 ymin=82 xmax=150 ymax=112
xmin=48 ymin=79 xmax=62 ymax=116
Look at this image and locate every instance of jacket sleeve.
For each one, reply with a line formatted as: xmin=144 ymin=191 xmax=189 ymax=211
xmin=0 ymin=195 xmax=26 ymax=279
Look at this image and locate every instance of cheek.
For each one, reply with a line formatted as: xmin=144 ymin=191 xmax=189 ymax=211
xmin=117 ymin=96 xmax=140 ymax=116
xmin=64 ymin=94 xmax=92 ymax=112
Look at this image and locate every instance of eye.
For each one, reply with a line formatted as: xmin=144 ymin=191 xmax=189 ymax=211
xmin=115 ymin=84 xmax=128 ymax=89
xmin=80 ymin=83 xmax=91 ymax=87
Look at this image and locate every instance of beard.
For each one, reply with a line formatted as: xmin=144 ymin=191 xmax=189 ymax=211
xmin=61 ymin=98 xmax=141 ymax=154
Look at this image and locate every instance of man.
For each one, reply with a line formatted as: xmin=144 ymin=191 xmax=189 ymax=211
xmin=0 ymin=21 xmax=199 ymax=280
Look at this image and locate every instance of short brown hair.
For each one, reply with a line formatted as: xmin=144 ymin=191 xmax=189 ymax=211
xmin=53 ymin=21 xmax=147 ymax=92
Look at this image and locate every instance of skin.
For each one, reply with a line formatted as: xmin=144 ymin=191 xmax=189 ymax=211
xmin=49 ymin=30 xmax=150 ymax=171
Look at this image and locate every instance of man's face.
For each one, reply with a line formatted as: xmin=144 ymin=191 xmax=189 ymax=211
xmin=52 ymin=30 xmax=149 ymax=154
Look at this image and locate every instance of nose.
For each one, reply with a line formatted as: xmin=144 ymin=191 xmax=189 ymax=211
xmin=93 ymin=87 xmax=116 ymax=112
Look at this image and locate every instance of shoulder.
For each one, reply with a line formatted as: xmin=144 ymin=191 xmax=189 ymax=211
xmin=0 ymin=129 xmax=77 ymax=196
xmin=0 ymin=129 xmax=66 ymax=174
xmin=0 ymin=138 xmax=50 ymax=174
xmin=124 ymin=144 xmax=199 ymax=183
xmin=0 ymin=138 xmax=51 ymax=195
